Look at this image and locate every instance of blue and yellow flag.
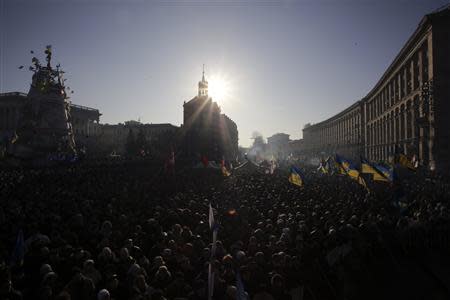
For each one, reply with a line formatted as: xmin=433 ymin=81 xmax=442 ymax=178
xmin=317 ymin=162 xmax=328 ymax=174
xmin=318 ymin=164 xmax=328 ymax=174
xmin=335 ymin=154 xmax=360 ymax=179
xmin=289 ymin=166 xmax=304 ymax=187
xmin=361 ymin=156 xmax=376 ymax=174
xmin=374 ymin=163 xmax=394 ymax=182
xmin=336 ymin=155 xmax=369 ymax=190
xmin=318 ymin=156 xmax=332 ymax=174
xmin=361 ymin=157 xmax=393 ymax=182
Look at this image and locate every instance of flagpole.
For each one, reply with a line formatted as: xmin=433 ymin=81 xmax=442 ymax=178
xmin=208 ymin=203 xmax=217 ymax=300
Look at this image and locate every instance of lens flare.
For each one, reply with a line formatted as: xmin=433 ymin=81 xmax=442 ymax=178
xmin=208 ymin=74 xmax=231 ymax=103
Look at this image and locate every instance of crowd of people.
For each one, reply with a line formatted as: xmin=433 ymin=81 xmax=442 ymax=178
xmin=1 ymin=159 xmax=450 ymax=300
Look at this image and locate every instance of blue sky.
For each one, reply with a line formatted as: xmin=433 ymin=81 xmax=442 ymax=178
xmin=1 ymin=0 xmax=448 ymax=146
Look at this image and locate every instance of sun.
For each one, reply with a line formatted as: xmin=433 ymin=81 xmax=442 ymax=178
xmin=208 ymin=75 xmax=231 ymax=103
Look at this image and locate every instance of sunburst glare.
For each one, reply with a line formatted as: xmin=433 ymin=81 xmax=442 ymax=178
xmin=208 ymin=74 xmax=232 ymax=104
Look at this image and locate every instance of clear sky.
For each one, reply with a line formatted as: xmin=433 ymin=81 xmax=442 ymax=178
xmin=1 ymin=0 xmax=448 ymax=147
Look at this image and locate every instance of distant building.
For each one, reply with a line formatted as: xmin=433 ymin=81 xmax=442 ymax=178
xmin=219 ymin=114 xmax=239 ymax=161
xmin=182 ymin=68 xmax=238 ymax=161
xmin=302 ymin=7 xmax=450 ymax=171
xmin=267 ymin=133 xmax=290 ymax=159
xmin=0 ymin=92 xmax=26 ymax=143
xmin=288 ymin=139 xmax=305 ymax=158
xmin=302 ymin=101 xmax=362 ymax=160
xmin=0 ymin=92 xmax=101 ymax=150
xmin=93 ymin=121 xmax=179 ymax=155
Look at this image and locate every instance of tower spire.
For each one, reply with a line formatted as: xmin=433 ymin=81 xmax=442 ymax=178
xmin=202 ymin=64 xmax=205 ymax=82
xmin=198 ymin=64 xmax=208 ymax=97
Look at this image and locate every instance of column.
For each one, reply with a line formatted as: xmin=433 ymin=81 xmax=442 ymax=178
xmin=393 ymin=109 xmax=398 ymax=146
xmin=386 ymin=115 xmax=390 ymax=157
xmin=427 ymin=33 xmax=435 ymax=169
xmin=403 ymin=67 xmax=407 ymax=98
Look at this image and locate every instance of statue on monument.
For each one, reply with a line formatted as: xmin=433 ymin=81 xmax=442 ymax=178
xmin=13 ymin=45 xmax=76 ymax=159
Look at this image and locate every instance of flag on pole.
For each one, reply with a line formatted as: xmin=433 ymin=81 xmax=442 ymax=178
xmin=236 ymin=271 xmax=248 ymax=300
xmin=209 ymin=203 xmax=215 ymax=230
xmin=202 ymin=155 xmax=209 ymax=168
xmin=318 ymin=162 xmax=328 ymax=174
xmin=208 ymin=203 xmax=219 ymax=300
xmin=361 ymin=156 xmax=393 ymax=182
xmin=10 ymin=230 xmax=24 ymax=267
xmin=289 ymin=166 xmax=304 ymax=187
xmin=373 ymin=163 xmax=394 ymax=182
xmin=318 ymin=157 xmax=331 ymax=174
xmin=208 ymin=262 xmax=215 ymax=300
xmin=336 ymin=155 xmax=369 ymax=190
xmin=335 ymin=154 xmax=359 ymax=179
xmin=209 ymin=203 xmax=219 ymax=255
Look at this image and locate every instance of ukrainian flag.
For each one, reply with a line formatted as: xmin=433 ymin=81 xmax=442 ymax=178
xmin=374 ymin=163 xmax=394 ymax=182
xmin=289 ymin=166 xmax=304 ymax=187
xmin=317 ymin=160 xmax=328 ymax=174
xmin=361 ymin=157 xmax=393 ymax=182
xmin=318 ymin=164 xmax=328 ymax=174
xmin=335 ymin=154 xmax=359 ymax=179
xmin=361 ymin=156 xmax=376 ymax=174
xmin=336 ymin=155 xmax=369 ymax=190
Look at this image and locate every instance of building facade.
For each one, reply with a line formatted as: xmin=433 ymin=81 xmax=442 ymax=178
xmin=288 ymin=139 xmax=305 ymax=158
xmin=302 ymin=7 xmax=450 ymax=171
xmin=303 ymin=102 xmax=363 ymax=160
xmin=93 ymin=121 xmax=179 ymax=155
xmin=182 ymin=69 xmax=238 ymax=161
xmin=0 ymin=92 xmax=26 ymax=143
xmin=267 ymin=133 xmax=291 ymax=159
xmin=0 ymin=92 xmax=100 ymax=150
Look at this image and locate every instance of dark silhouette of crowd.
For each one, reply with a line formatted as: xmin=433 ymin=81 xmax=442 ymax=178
xmin=1 ymin=160 xmax=450 ymax=300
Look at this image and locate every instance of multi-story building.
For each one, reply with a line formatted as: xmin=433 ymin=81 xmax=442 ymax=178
xmin=288 ymin=139 xmax=305 ymax=158
xmin=267 ymin=133 xmax=291 ymax=159
xmin=302 ymin=7 xmax=450 ymax=171
xmin=182 ymin=69 xmax=238 ymax=161
xmin=219 ymin=114 xmax=239 ymax=161
xmin=0 ymin=92 xmax=26 ymax=143
xmin=303 ymin=101 xmax=363 ymax=160
xmin=0 ymin=92 xmax=100 ymax=148
xmin=93 ymin=121 xmax=179 ymax=155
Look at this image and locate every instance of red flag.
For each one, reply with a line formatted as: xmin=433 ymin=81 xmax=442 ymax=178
xmin=202 ymin=155 xmax=209 ymax=167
